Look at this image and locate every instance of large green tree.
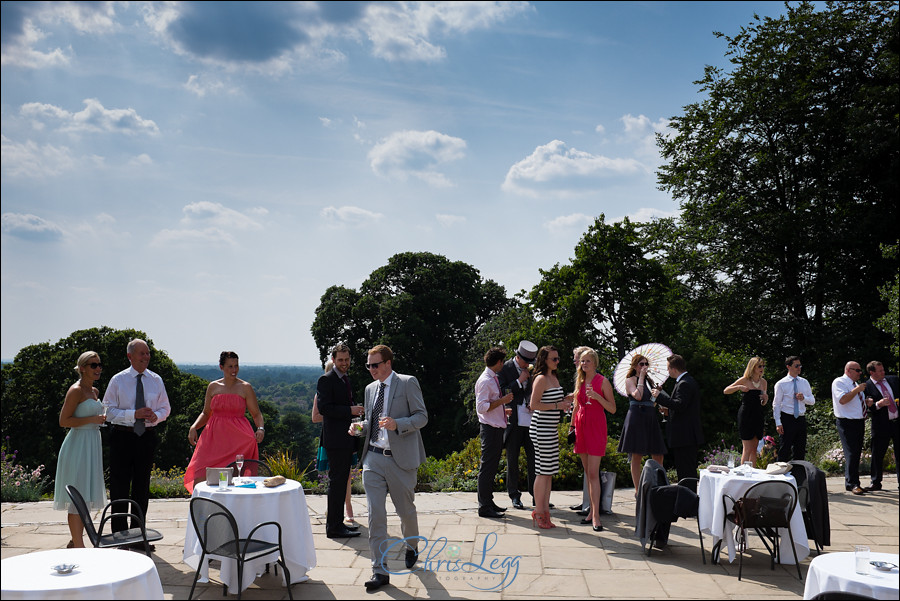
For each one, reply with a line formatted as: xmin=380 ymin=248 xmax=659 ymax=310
xmin=0 ymin=327 xmax=207 ymax=479
xmin=311 ymin=252 xmax=512 ymax=457
xmin=656 ymin=0 xmax=899 ymax=387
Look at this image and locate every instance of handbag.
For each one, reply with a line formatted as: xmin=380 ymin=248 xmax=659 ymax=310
xmin=567 ymin=426 xmax=577 ymax=445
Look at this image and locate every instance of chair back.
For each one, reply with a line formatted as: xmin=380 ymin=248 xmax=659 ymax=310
xmin=228 ymin=458 xmax=272 ymax=478
xmin=788 ymin=463 xmax=810 ymax=511
xmin=735 ymin=480 xmax=797 ymax=529
xmin=189 ymin=497 xmax=241 ymax=557
xmin=65 ymin=485 xmax=100 ymax=546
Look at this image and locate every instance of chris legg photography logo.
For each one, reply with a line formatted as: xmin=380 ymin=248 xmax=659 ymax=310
xmin=381 ymin=533 xmax=520 ymax=591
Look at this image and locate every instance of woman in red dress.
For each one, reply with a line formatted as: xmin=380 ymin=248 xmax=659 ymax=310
xmin=184 ymin=351 xmax=265 ymax=493
xmin=572 ymin=348 xmax=616 ymax=532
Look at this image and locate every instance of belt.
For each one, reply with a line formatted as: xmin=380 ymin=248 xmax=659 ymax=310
xmin=367 ymin=445 xmax=392 ymax=456
xmin=629 ymin=400 xmax=655 ymax=407
xmin=113 ymin=424 xmax=154 ymax=432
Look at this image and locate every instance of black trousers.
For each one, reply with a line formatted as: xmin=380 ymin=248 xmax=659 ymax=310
xmin=504 ymin=424 xmax=535 ymax=500
xmin=109 ymin=427 xmax=157 ymax=532
xmin=671 ymin=444 xmax=698 ymax=483
xmin=871 ymin=419 xmax=900 ymax=486
xmin=836 ymin=417 xmax=865 ymax=489
xmin=324 ymin=446 xmax=353 ymax=530
xmin=478 ymin=423 xmax=505 ymax=509
xmin=778 ymin=413 xmax=807 ymax=461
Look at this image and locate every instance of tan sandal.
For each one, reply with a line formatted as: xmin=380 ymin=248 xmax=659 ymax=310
xmin=66 ymin=540 xmax=75 ymax=548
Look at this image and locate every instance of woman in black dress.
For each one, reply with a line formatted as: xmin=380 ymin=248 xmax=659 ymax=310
xmin=617 ymin=354 xmax=667 ymax=493
xmin=723 ymin=357 xmax=769 ymax=465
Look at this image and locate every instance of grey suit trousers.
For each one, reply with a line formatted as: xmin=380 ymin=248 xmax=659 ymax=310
xmin=363 ymin=451 xmax=419 ymax=575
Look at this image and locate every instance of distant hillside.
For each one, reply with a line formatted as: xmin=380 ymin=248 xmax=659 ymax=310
xmin=179 ymin=364 xmax=323 ymax=413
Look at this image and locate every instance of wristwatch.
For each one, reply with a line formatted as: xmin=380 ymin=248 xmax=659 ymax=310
xmin=257 ymin=426 xmax=264 ymax=431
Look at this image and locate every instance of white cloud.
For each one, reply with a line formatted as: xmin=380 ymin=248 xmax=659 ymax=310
xmin=436 ymin=214 xmax=466 ymax=227
xmin=128 ymin=154 xmax=153 ymax=167
xmin=620 ymin=113 xmax=672 ymax=157
xmin=595 ymin=124 xmax=605 ymax=134
xmin=545 ymin=213 xmax=594 ymax=234
xmin=1 ymin=213 xmax=65 ymax=242
xmin=368 ymin=130 xmax=466 ymax=187
xmin=321 ymin=205 xmax=384 ymax=225
xmin=1 ymin=13 xmax=71 ymax=68
xmin=319 ymin=117 xmax=333 ymax=128
xmin=20 ymin=98 xmax=160 ymax=135
xmin=180 ymin=201 xmax=264 ymax=231
xmin=502 ymin=140 xmax=647 ymax=197
xmin=151 ymin=227 xmax=236 ymax=249
xmin=0 ymin=135 xmax=77 ymax=178
xmin=184 ymin=74 xmax=229 ymax=97
xmin=359 ymin=1 xmax=531 ymax=62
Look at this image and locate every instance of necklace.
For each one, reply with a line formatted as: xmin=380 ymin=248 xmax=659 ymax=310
xmin=750 ymin=378 xmax=762 ymax=389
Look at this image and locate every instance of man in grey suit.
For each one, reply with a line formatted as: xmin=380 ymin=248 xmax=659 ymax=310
xmin=355 ymin=344 xmax=428 ymax=591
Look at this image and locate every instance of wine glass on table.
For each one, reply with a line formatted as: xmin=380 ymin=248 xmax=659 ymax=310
xmin=235 ymin=454 xmax=244 ymax=480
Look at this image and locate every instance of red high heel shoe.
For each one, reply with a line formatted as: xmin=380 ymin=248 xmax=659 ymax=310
xmin=532 ymin=510 xmax=553 ymax=529
xmin=545 ymin=511 xmax=557 ymax=528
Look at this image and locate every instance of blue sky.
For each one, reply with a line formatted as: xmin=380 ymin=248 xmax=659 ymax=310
xmin=1 ymin=1 xmax=791 ymax=365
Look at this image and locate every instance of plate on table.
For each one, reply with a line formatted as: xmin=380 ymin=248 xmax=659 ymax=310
xmin=51 ymin=563 xmax=78 ymax=574
xmin=869 ymin=560 xmax=898 ymax=571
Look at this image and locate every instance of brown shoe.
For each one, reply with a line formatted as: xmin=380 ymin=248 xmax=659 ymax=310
xmin=851 ymin=486 xmax=866 ymax=495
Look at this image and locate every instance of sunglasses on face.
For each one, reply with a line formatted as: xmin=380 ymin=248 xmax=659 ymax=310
xmin=365 ymin=361 xmax=385 ymax=370
xmin=850 ymin=368 xmax=862 ymax=373
xmin=88 ymin=362 xmax=102 ymax=369
xmin=549 ymin=357 xmax=560 ymax=362
xmin=638 ymin=362 xmax=649 ymax=367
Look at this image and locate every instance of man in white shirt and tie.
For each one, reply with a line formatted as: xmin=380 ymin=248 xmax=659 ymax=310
xmin=864 ymin=361 xmax=899 ymax=492
xmin=832 ymin=361 xmax=869 ymax=495
xmin=772 ymin=356 xmax=815 ymax=461
xmin=476 ymin=347 xmax=514 ymax=518
xmin=104 ymin=339 xmax=171 ymax=540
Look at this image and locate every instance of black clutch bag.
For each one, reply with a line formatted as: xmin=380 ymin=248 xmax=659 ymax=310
xmin=567 ymin=427 xmax=577 ymax=445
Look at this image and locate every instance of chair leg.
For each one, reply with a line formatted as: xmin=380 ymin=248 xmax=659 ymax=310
xmin=786 ymin=528 xmax=801 ymax=580
xmin=279 ymin=557 xmax=293 ymax=600
xmin=188 ymin=552 xmax=205 ymax=601
xmin=737 ymin=527 xmax=745 ymax=581
xmin=696 ymin=521 xmax=706 ymax=565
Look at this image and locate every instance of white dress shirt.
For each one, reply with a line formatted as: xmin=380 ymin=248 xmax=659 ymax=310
xmin=104 ymin=366 xmax=171 ymax=427
xmin=772 ymin=375 xmax=815 ymax=427
xmin=872 ymin=378 xmax=897 ymax=420
xmin=475 ymin=367 xmax=507 ymax=429
xmin=369 ymin=371 xmax=394 ymax=450
xmin=832 ymin=374 xmax=865 ymax=419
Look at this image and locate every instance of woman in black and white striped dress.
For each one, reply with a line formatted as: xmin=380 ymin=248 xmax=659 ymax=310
xmin=528 ymin=346 xmax=573 ymax=528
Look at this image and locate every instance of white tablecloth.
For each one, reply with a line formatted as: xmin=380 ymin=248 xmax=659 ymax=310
xmin=698 ymin=468 xmax=809 ymax=564
xmin=183 ymin=477 xmax=317 ymax=594
xmin=803 ymin=552 xmax=899 ymax=600
xmin=1 ymin=548 xmax=163 ymax=600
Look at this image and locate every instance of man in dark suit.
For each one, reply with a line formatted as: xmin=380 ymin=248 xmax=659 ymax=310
xmin=498 ymin=340 xmax=537 ymax=509
xmin=316 ymin=342 xmax=363 ymax=539
xmin=652 ymin=354 xmax=704 ymax=482
xmin=357 ymin=344 xmax=428 ymax=592
xmin=864 ymin=360 xmax=899 ymax=492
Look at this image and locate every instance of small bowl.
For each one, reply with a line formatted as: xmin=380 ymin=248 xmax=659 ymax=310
xmin=52 ymin=563 xmax=78 ymax=574
xmin=869 ymin=560 xmax=898 ymax=572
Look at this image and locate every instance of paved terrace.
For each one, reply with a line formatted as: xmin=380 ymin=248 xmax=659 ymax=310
xmin=2 ymin=476 xmax=897 ymax=600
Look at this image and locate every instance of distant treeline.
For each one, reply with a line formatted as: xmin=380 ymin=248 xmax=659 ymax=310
xmin=179 ymin=364 xmax=322 ymax=414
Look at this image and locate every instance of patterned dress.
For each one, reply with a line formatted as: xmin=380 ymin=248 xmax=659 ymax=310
xmin=529 ymin=386 xmax=565 ymax=475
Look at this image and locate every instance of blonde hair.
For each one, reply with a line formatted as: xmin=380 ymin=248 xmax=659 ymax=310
xmin=74 ymin=351 xmax=100 ymax=377
xmin=575 ymin=348 xmax=599 ymax=394
xmin=324 ymin=359 xmax=334 ymax=373
xmin=742 ymin=357 xmax=765 ymax=380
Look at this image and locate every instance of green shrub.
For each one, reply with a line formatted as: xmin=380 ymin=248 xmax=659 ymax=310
xmin=149 ymin=466 xmax=189 ymax=499
xmin=1 ymin=436 xmax=49 ymax=502
xmin=266 ymin=450 xmax=314 ymax=483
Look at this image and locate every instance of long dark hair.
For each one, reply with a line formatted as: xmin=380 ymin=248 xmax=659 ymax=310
xmin=533 ymin=345 xmax=558 ymax=378
xmin=626 ymin=354 xmax=656 ymax=387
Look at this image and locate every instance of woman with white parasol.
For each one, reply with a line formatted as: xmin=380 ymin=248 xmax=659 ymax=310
xmin=614 ymin=344 xmax=670 ymax=494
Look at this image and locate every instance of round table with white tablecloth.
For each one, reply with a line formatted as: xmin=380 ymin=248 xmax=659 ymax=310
xmin=183 ymin=476 xmax=316 ymax=595
xmin=803 ymin=552 xmax=899 ymax=600
xmin=698 ymin=467 xmax=809 ymax=565
xmin=0 ymin=548 xmax=164 ymax=600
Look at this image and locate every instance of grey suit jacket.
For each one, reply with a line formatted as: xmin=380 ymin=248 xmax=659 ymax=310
xmin=359 ymin=372 xmax=428 ymax=471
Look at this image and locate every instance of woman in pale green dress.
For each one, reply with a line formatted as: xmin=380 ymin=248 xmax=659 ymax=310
xmin=53 ymin=351 xmax=107 ymax=548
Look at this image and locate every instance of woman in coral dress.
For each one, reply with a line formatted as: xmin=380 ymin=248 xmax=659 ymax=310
xmin=572 ymin=348 xmax=616 ymax=532
xmin=184 ymin=351 xmax=265 ymax=493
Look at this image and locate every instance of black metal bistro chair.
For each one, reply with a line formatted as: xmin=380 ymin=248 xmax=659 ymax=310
xmin=646 ymin=477 xmax=706 ymax=564
xmin=187 ymin=496 xmax=293 ymax=600
xmin=721 ymin=480 xmax=802 ymax=581
xmin=65 ymin=485 xmax=163 ymax=556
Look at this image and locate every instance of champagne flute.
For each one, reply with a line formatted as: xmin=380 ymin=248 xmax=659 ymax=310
xmin=100 ymin=399 xmax=110 ymax=427
xmin=235 ymin=454 xmax=244 ymax=478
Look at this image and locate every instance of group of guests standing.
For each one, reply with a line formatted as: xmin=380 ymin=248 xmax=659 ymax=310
xmin=724 ymin=355 xmax=898 ymax=495
xmin=53 ymin=339 xmax=173 ymax=549
xmin=474 ymin=341 xmax=706 ymax=533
